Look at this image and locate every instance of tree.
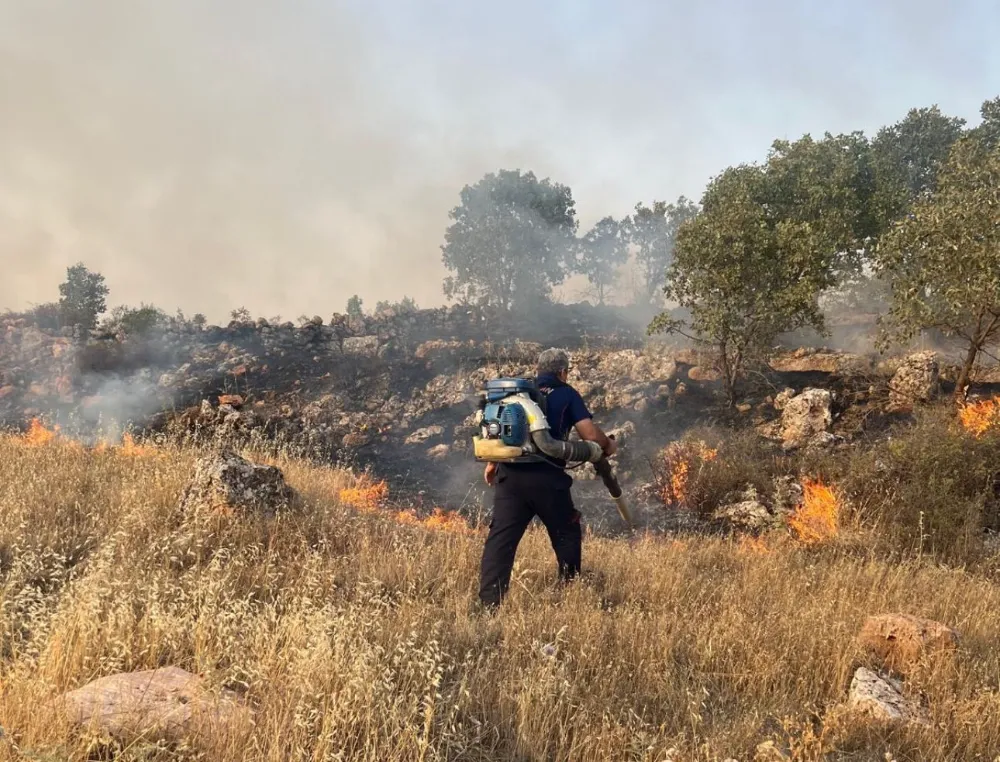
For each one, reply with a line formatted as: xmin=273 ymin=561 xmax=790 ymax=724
xmin=441 ymin=169 xmax=577 ymax=310
xmin=346 ymin=294 xmax=364 ymax=318
xmin=101 ymin=303 xmax=169 ymax=338
xmin=58 ymin=263 xmax=109 ymax=331
xmin=874 ymin=130 xmax=1000 ymax=400
xmin=870 ymin=105 xmax=966 ymax=230
xmin=626 ymin=196 xmax=698 ymax=304
xmin=577 ymin=216 xmax=629 ymax=304
xmin=649 ymin=164 xmax=838 ymax=404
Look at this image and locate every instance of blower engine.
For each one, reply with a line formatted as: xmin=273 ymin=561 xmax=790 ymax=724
xmin=472 ymin=378 xmax=604 ymax=465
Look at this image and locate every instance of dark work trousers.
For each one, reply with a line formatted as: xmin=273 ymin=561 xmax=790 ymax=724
xmin=478 ymin=467 xmax=582 ymax=609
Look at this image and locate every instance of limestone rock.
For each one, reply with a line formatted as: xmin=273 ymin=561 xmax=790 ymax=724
xmin=179 ymin=449 xmax=297 ymax=518
xmin=858 ymin=613 xmax=959 ymax=673
xmin=712 ymin=497 xmax=773 ymax=531
xmin=847 ymin=667 xmax=927 ymax=725
xmin=779 ymin=388 xmax=832 ymax=450
xmin=405 ymin=424 xmax=444 ymax=445
xmin=59 ymin=666 xmax=248 ymax=744
xmin=688 ymin=365 xmax=722 ymax=382
xmin=887 ymin=351 xmax=939 ymax=412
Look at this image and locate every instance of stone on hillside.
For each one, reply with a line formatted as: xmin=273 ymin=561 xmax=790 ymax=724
xmin=847 ymin=667 xmax=928 ymax=725
xmin=779 ymin=388 xmax=832 ymax=450
xmin=405 ymin=425 xmax=444 ymax=445
xmin=426 ymin=443 xmax=451 ymax=459
xmin=629 ymin=353 xmax=677 ymax=383
xmin=712 ymin=490 xmax=774 ymax=531
xmin=888 ymin=351 xmax=939 ymax=412
xmin=58 ymin=666 xmax=248 ymax=744
xmin=858 ymin=613 xmax=959 ymax=673
xmin=179 ymin=449 xmax=297 ymax=518
xmin=688 ymin=365 xmax=722 ymax=382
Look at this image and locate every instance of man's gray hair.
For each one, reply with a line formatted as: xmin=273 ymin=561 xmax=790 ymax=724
xmin=537 ymin=347 xmax=570 ymax=376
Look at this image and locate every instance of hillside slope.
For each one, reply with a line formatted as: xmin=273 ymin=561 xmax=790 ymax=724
xmin=1 ymin=433 xmax=999 ymax=761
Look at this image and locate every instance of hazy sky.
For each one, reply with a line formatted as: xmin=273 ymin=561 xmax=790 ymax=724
xmin=1 ymin=0 xmax=997 ymax=322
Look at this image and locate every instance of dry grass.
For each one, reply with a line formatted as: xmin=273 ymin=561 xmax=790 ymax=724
xmin=0 ymin=435 xmax=999 ymax=761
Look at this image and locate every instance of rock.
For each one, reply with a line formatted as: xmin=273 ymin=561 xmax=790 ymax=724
xmin=179 ymin=449 xmax=297 ymax=518
xmin=847 ymin=667 xmax=928 ymax=725
xmin=771 ymin=476 xmax=803 ymax=515
xmin=218 ymin=393 xmax=244 ymax=408
xmin=426 ymin=443 xmax=451 ymax=459
xmin=769 ymin=349 xmax=863 ymax=374
xmin=736 ymin=403 xmax=752 ymax=414
xmin=888 ymin=351 xmax=939 ymax=412
xmin=342 ymin=432 xmax=370 ymax=448
xmin=712 ymin=497 xmax=773 ymax=531
xmin=688 ymin=365 xmax=722 ymax=382
xmin=405 ymin=424 xmax=445 ymax=445
xmin=773 ymin=388 xmax=797 ymax=411
xmin=0 ymin=384 xmax=14 ymax=399
xmin=779 ymin=388 xmax=832 ymax=450
xmin=858 ymin=613 xmax=959 ymax=673
xmin=58 ymin=666 xmax=248 ymax=744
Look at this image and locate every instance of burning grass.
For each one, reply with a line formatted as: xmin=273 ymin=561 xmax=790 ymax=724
xmin=1 ymin=433 xmax=1000 ymax=759
xmin=787 ymin=478 xmax=840 ymax=545
xmin=959 ymin=395 xmax=1000 ymax=437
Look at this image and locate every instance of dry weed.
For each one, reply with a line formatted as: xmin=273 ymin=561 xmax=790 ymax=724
xmin=0 ymin=435 xmax=998 ymax=760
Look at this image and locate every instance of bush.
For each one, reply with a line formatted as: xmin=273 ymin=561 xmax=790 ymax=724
xmin=839 ymin=404 xmax=1000 ymax=561
xmin=651 ymin=427 xmax=803 ymax=519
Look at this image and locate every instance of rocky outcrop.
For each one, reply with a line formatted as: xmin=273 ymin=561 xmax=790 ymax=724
xmin=58 ymin=666 xmax=249 ymax=744
xmin=711 ymin=497 xmax=773 ymax=531
xmin=858 ymin=613 xmax=959 ymax=674
xmin=179 ymin=449 xmax=297 ymax=518
xmin=887 ymin=351 xmax=939 ymax=412
xmin=778 ymin=388 xmax=833 ymax=450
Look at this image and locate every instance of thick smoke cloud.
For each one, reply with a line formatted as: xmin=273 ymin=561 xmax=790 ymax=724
xmin=1 ymin=0 xmax=996 ymax=322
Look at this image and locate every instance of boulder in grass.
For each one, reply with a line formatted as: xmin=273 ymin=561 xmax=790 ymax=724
xmin=59 ymin=666 xmax=248 ymax=744
xmin=179 ymin=448 xmax=297 ymax=518
xmin=858 ymin=613 xmax=959 ymax=674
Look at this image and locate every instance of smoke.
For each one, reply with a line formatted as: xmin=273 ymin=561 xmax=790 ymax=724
xmin=2 ymin=1 xmax=994 ymax=324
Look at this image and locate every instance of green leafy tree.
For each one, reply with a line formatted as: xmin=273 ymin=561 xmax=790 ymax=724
xmin=577 ymin=216 xmax=629 ymax=304
xmin=346 ymin=294 xmax=364 ymax=318
xmin=649 ymin=164 xmax=837 ymax=404
xmin=626 ymin=197 xmax=698 ymax=304
xmin=58 ymin=263 xmax=109 ymax=331
xmin=102 ymin=303 xmax=169 ymax=337
xmin=875 ymin=130 xmax=1000 ymax=400
xmin=441 ymin=169 xmax=577 ymax=310
xmin=870 ymin=105 xmax=966 ymax=230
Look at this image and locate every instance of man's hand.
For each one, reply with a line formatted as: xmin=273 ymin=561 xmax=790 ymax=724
xmin=603 ymin=436 xmax=618 ymax=458
xmin=484 ymin=461 xmax=498 ymax=486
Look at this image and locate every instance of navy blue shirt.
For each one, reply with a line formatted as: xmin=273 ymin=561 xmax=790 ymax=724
xmin=535 ymin=373 xmax=592 ymax=439
xmin=496 ymin=373 xmax=592 ymax=488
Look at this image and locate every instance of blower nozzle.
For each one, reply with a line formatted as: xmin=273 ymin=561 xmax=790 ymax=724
xmin=592 ymin=437 xmax=632 ymax=527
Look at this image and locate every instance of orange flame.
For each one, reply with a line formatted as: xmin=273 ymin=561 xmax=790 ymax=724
xmin=959 ymin=396 xmax=1000 ymax=437
xmin=660 ymin=440 xmax=718 ymax=507
xmin=23 ymin=417 xmax=58 ymax=445
xmin=338 ymin=477 xmax=473 ymax=534
xmin=787 ymin=478 xmax=839 ymax=544
xmin=18 ymin=419 xmax=158 ymax=456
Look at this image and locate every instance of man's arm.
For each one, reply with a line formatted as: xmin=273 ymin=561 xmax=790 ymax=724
xmin=564 ymin=388 xmax=617 ymax=456
xmin=574 ymin=418 xmax=617 ymax=457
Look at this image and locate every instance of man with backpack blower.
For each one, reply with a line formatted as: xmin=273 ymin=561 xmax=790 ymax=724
xmin=472 ymin=347 xmax=625 ymax=611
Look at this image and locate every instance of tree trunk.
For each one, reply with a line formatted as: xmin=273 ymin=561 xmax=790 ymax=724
xmin=955 ymin=340 xmax=980 ymax=404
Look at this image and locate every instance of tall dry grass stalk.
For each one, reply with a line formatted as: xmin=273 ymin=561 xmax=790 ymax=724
xmin=0 ymin=434 xmax=998 ymax=761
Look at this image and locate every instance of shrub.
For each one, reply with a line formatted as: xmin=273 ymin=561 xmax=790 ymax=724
xmin=839 ymin=404 xmax=1000 ymax=561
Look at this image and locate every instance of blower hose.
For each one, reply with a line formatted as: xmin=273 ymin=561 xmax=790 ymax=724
xmin=530 ymin=429 xmax=604 ymax=463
